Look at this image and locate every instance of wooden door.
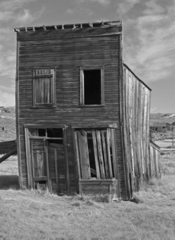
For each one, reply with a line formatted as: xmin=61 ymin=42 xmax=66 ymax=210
xmin=30 ymin=139 xmax=66 ymax=194
xmin=48 ymin=143 xmax=66 ymax=195
xmin=30 ymin=139 xmax=48 ymax=189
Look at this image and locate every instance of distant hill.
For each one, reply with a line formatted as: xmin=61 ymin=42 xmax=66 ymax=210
xmin=150 ymin=113 xmax=175 ymax=124
xmin=0 ymin=106 xmax=16 ymax=141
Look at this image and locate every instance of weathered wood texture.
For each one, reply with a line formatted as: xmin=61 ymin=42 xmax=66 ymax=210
xmin=74 ymin=129 xmax=118 ymax=180
xmin=79 ymin=179 xmax=118 ymax=198
xmin=149 ymin=141 xmax=161 ymax=179
xmin=16 ymin=25 xmax=123 ymax=195
xmin=122 ymin=65 xmax=160 ymax=199
xmin=0 ymin=148 xmax=17 ymax=164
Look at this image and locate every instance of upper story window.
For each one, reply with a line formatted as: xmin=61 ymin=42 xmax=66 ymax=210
xmin=33 ymin=69 xmax=55 ymax=107
xmin=80 ymin=68 xmax=104 ymax=106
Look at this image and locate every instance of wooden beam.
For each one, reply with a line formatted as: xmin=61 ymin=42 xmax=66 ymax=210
xmin=74 ymin=131 xmax=81 ymax=179
xmin=0 ymin=148 xmax=17 ymax=164
xmin=96 ymin=130 xmax=105 ymax=179
xmin=92 ymin=130 xmax=100 ymax=179
xmin=110 ymin=129 xmax=118 ymax=179
xmin=101 ymin=130 xmax=109 ymax=178
xmin=63 ymin=128 xmax=70 ymax=193
xmin=77 ymin=131 xmax=91 ymax=179
xmin=106 ymin=129 xmax=113 ymax=178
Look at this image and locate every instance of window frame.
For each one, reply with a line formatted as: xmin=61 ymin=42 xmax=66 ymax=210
xmin=32 ymin=68 xmax=56 ymax=108
xmin=80 ymin=67 xmax=105 ymax=106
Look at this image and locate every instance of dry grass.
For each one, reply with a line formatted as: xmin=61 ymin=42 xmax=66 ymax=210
xmin=0 ymin=154 xmax=175 ymax=239
xmin=160 ymin=152 xmax=175 ymax=175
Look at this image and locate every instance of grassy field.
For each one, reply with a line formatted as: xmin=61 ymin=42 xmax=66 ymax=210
xmin=0 ymin=154 xmax=175 ymax=240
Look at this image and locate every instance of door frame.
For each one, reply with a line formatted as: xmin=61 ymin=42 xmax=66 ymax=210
xmin=24 ymin=124 xmax=69 ymax=193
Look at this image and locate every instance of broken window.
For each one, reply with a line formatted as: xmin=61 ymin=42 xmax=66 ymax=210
xmin=29 ymin=128 xmax=63 ymax=139
xmin=80 ymin=68 xmax=104 ymax=105
xmin=33 ymin=69 xmax=55 ymax=106
xmin=75 ymin=129 xmax=117 ymax=180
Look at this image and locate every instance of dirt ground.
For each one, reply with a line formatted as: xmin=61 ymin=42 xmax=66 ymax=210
xmin=0 ymin=154 xmax=175 ymax=240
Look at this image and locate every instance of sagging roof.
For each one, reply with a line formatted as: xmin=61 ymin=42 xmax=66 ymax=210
xmin=14 ymin=20 xmax=122 ymax=32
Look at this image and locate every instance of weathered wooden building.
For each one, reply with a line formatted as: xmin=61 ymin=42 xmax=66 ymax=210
xmin=150 ymin=122 xmax=167 ymax=133
xmin=15 ymin=21 xmax=160 ymax=200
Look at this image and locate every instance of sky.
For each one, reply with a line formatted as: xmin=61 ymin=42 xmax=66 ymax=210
xmin=0 ymin=0 xmax=175 ymax=113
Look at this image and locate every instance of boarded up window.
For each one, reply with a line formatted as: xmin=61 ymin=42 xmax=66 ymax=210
xmin=80 ymin=68 xmax=104 ymax=105
xmin=33 ymin=69 xmax=55 ymax=106
xmin=74 ymin=129 xmax=118 ymax=180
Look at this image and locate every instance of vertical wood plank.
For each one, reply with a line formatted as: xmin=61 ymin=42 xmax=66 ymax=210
xmin=72 ymin=130 xmax=81 ymax=193
xmin=74 ymin=131 xmax=81 ymax=179
xmin=92 ymin=130 xmax=100 ymax=179
xmin=54 ymin=148 xmax=59 ymax=193
xmin=24 ymin=128 xmax=33 ymax=188
xmin=77 ymin=131 xmax=91 ymax=179
xmin=123 ymin=67 xmax=132 ymax=199
xmin=80 ymin=69 xmax=84 ymax=105
xmin=101 ymin=130 xmax=109 ymax=178
xmin=44 ymin=140 xmax=51 ymax=192
xmin=96 ymin=130 xmax=105 ymax=179
xmin=110 ymin=129 xmax=118 ymax=179
xmin=101 ymin=68 xmax=105 ymax=105
xmin=106 ymin=129 xmax=113 ymax=178
xmin=63 ymin=128 xmax=70 ymax=193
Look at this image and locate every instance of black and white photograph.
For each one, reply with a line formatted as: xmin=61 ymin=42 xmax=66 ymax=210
xmin=0 ymin=0 xmax=175 ymax=239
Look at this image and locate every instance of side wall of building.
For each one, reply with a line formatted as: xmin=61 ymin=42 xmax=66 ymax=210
xmin=122 ymin=64 xmax=151 ymax=198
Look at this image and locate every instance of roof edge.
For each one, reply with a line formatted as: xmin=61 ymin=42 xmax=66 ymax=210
xmin=14 ymin=20 xmax=122 ymax=32
xmin=123 ymin=63 xmax=152 ymax=91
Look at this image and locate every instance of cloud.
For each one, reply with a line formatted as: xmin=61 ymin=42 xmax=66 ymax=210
xmin=122 ymin=0 xmax=175 ymax=82
xmin=65 ymin=9 xmax=75 ymax=15
xmin=15 ymin=7 xmax=45 ymax=25
xmin=15 ymin=9 xmax=35 ymax=23
xmin=65 ymin=6 xmax=93 ymax=17
xmin=0 ymin=88 xmax=15 ymax=106
xmin=0 ymin=0 xmax=34 ymax=11
xmin=116 ymin=0 xmax=140 ymax=16
xmin=0 ymin=0 xmax=44 ymax=25
xmin=76 ymin=0 xmax=110 ymax=6
xmin=143 ymin=0 xmax=165 ymax=15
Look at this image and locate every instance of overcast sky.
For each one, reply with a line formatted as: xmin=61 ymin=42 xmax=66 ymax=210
xmin=0 ymin=0 xmax=175 ymax=113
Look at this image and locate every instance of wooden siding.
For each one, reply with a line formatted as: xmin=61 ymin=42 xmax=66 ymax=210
xmin=122 ymin=64 xmax=152 ymax=199
xmin=149 ymin=141 xmax=161 ymax=179
xmin=16 ymin=26 xmax=122 ymax=193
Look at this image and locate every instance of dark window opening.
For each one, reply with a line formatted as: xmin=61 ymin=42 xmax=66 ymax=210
xmin=38 ymin=129 xmax=46 ymax=136
xmin=48 ymin=139 xmax=63 ymax=144
xmin=47 ymin=128 xmax=63 ymax=138
xmin=84 ymin=69 xmax=101 ymax=105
